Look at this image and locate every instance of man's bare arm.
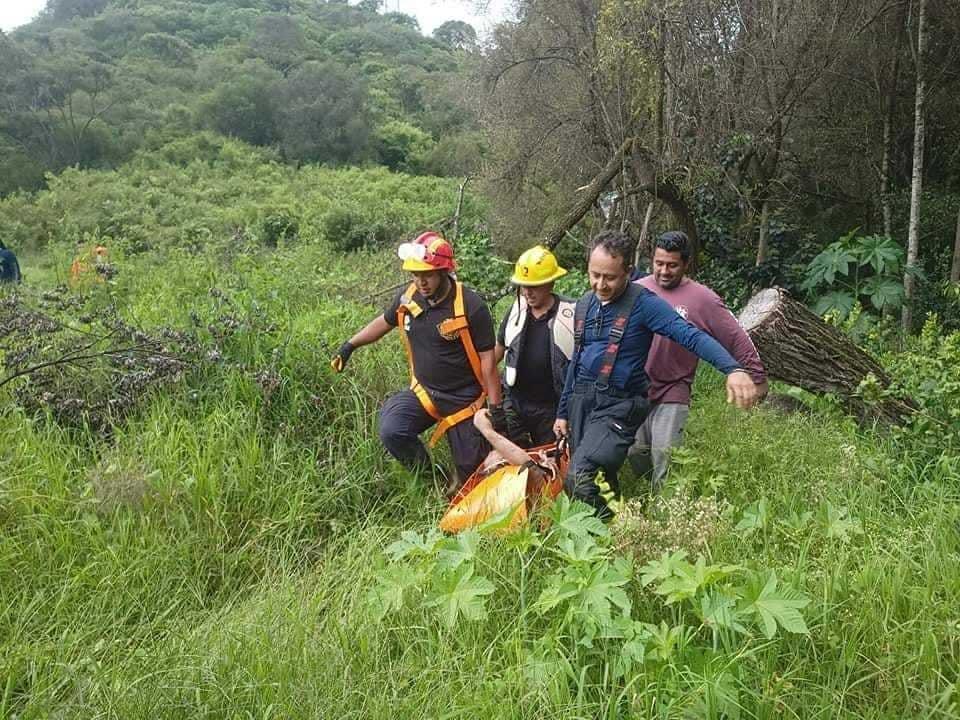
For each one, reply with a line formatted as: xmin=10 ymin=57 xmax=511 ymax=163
xmin=474 ymin=409 xmax=532 ymax=466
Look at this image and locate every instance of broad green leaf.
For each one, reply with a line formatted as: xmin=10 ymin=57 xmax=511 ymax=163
xmin=476 ymin=504 xmax=525 ymax=535
xmin=368 ymin=564 xmax=422 ymax=619
xmin=861 ymin=276 xmax=904 ymax=311
xmin=781 ymin=510 xmax=814 ymax=532
xmin=643 ymin=620 xmax=690 ymax=663
xmin=804 ymin=244 xmax=856 ymax=288
xmin=813 ymin=291 xmax=855 ymax=318
xmin=653 ymin=556 xmax=741 ymax=605
xmin=820 ymin=502 xmax=863 ymax=542
xmin=426 ymin=564 xmax=495 ymax=628
xmin=576 ymin=560 xmax=632 ymax=620
xmin=546 ymin=494 xmax=608 ymax=540
xmin=386 ymin=528 xmax=442 ymax=561
xmin=856 ymin=235 xmax=903 ymax=274
xmin=734 ymin=497 xmax=768 ymax=534
xmin=639 ymin=549 xmax=689 ymax=586
xmin=436 ymin=529 xmax=481 ymax=569
xmin=553 ymin=534 xmax=608 ymax=564
xmin=698 ymin=590 xmax=748 ymax=635
xmin=535 ymin=575 xmax=581 ymax=614
xmin=614 ymin=621 xmax=652 ymax=679
xmin=740 ymin=571 xmax=810 ymax=638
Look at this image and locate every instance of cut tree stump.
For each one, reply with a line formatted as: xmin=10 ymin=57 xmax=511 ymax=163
xmin=738 ymin=288 xmax=916 ymax=425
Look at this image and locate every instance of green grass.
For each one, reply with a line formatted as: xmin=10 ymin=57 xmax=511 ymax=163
xmin=1 ymin=242 xmax=958 ymax=719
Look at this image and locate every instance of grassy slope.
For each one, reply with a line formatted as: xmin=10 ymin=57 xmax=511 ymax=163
xmin=2 ymin=243 xmax=958 ymax=719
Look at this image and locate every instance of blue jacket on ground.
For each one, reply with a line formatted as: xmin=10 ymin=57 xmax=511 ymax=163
xmin=556 ymin=286 xmax=740 ymax=419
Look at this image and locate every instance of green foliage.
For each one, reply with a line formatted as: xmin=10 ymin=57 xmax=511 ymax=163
xmin=0 ymin=137 xmax=478 ymax=255
xmin=372 ymin=492 xmax=811 ymax=702
xmin=374 ymin=119 xmax=434 ymax=173
xmin=803 ymin=230 xmax=907 ymax=317
xmin=880 ymin=314 xmax=960 ymax=453
xmin=452 ymin=231 xmax=512 ymax=296
xmin=0 ymin=0 xmax=480 ymax=193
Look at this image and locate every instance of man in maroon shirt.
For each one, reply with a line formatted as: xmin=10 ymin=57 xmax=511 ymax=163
xmin=627 ymin=231 xmax=768 ymax=489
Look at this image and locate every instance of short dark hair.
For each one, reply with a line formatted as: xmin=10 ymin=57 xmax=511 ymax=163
xmin=655 ymin=230 xmax=692 ymax=261
xmin=588 ymin=230 xmax=635 ymax=272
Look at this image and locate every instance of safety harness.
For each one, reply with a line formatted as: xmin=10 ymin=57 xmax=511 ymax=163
xmin=396 ymin=280 xmax=486 ymax=447
xmin=573 ymin=282 xmax=643 ymax=391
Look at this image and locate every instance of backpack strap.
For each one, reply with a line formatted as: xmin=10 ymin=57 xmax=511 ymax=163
xmin=595 ymin=283 xmax=643 ymax=391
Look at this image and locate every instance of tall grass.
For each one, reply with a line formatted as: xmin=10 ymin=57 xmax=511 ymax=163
xmin=2 ymin=242 xmax=958 ymax=719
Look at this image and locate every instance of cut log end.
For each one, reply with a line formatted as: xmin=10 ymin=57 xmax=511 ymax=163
xmin=739 ymin=287 xmax=783 ymax=331
xmin=738 ymin=287 xmax=918 ymax=426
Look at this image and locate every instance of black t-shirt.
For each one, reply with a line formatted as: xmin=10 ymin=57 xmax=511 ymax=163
xmin=497 ymin=301 xmax=559 ymax=404
xmin=385 ymin=282 xmax=495 ymax=395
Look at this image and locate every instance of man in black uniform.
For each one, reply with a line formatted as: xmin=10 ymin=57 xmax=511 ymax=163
xmin=331 ymin=232 xmax=502 ymax=485
xmin=495 ymin=245 xmax=575 ymax=446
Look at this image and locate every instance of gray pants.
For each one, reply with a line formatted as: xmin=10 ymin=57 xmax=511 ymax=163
xmin=627 ymin=402 xmax=690 ymax=491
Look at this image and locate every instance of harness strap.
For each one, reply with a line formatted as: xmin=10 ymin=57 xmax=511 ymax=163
xmin=396 ymin=280 xmax=486 ymax=447
xmin=595 ymin=283 xmax=642 ymax=391
xmin=573 ymin=292 xmax=589 ymax=352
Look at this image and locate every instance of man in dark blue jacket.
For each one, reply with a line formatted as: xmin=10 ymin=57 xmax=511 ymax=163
xmin=0 ymin=242 xmax=21 ymax=284
xmin=553 ymin=230 xmax=761 ymax=518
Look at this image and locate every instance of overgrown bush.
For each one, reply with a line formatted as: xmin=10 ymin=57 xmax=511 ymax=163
xmin=878 ymin=314 xmax=960 ymax=454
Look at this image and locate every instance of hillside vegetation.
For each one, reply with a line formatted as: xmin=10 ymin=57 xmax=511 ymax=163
xmin=0 ymin=0 xmax=482 ymax=194
xmin=2 ymin=156 xmax=959 ymax=718
xmin=2 ymin=1 xmax=960 ymax=717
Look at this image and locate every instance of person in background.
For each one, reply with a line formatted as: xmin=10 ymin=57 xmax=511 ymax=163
xmin=0 ymin=241 xmax=21 ymax=284
xmin=494 ymin=245 xmax=576 ymax=447
xmin=331 ymin=231 xmax=502 ymax=491
xmin=553 ymin=230 xmax=762 ymax=519
xmin=628 ymin=230 xmax=767 ymax=489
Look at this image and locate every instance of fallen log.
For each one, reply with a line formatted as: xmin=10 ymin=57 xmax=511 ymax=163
xmin=738 ymin=288 xmax=917 ymax=425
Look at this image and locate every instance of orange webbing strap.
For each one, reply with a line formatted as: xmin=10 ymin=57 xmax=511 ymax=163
xmin=426 ymin=391 xmax=486 ymax=447
xmin=397 ymin=281 xmax=487 ymax=447
xmin=452 ymin=282 xmax=485 ymax=386
xmin=396 ymin=282 xmax=420 ymax=382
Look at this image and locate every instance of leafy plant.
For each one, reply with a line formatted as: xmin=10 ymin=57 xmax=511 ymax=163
xmin=371 ymin=493 xmax=812 ymax=698
xmin=802 ymin=229 xmax=910 ymax=317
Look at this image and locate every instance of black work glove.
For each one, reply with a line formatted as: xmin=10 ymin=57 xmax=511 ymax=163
xmin=330 ymin=341 xmax=355 ymax=373
xmin=488 ymin=402 xmax=509 ymax=436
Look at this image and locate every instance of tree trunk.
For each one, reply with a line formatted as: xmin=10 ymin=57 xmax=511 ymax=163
xmin=755 ymin=200 xmax=771 ymax=266
xmin=635 ymin=201 xmax=656 ymax=268
xmin=451 ymin=176 xmax=471 ymax=243
xmin=739 ymin=288 xmax=917 ymax=425
xmin=880 ymin=1 xmax=908 ymax=240
xmin=630 ymin=145 xmax=700 ymax=272
xmin=541 ymin=138 xmax=633 ymax=250
xmin=951 ymin=204 xmax=960 ymax=283
xmin=903 ymin=0 xmax=927 ymax=334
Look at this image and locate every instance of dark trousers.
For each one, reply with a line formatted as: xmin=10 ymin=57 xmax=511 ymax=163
xmin=504 ymin=392 xmax=558 ymax=447
xmin=378 ymin=388 xmax=490 ymax=482
xmin=564 ymin=383 xmax=650 ymax=519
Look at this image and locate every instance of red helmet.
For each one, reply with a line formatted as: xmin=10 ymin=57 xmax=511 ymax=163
xmin=398 ymin=231 xmax=456 ymax=272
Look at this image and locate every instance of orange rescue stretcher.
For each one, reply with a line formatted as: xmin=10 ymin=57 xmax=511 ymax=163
xmin=439 ymin=441 xmax=568 ymax=534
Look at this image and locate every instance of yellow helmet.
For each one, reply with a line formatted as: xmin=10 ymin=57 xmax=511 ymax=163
xmin=510 ymin=245 xmax=567 ymax=286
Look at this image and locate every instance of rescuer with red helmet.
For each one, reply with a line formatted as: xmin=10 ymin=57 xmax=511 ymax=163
xmin=331 ymin=231 xmax=502 ymax=491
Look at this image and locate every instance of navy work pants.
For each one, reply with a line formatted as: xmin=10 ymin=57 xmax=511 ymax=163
xmin=378 ymin=388 xmax=490 ymax=482
xmin=564 ymin=383 xmax=650 ymax=519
